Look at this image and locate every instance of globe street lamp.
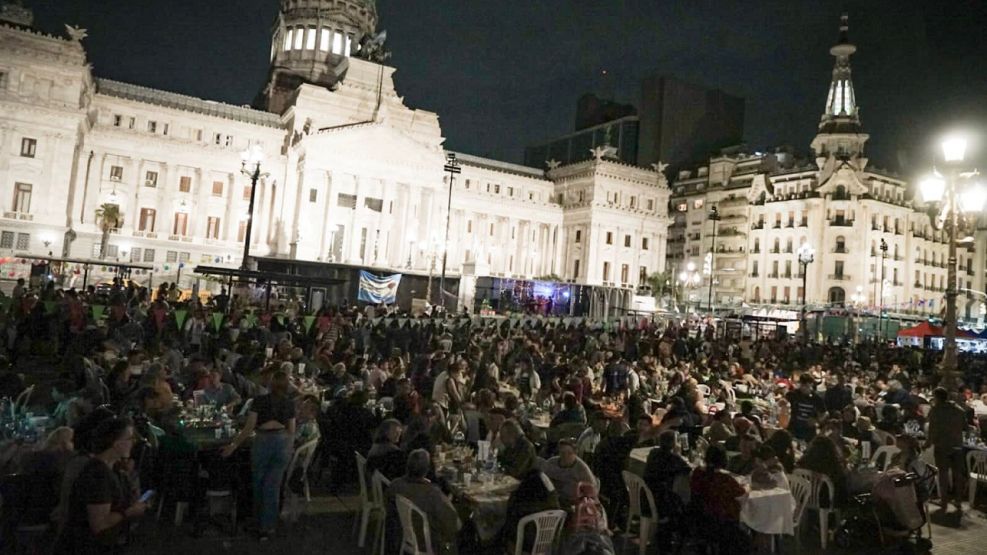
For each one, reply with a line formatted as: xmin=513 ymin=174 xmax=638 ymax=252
xmin=679 ymin=261 xmax=701 ymax=312
xmin=239 ymin=144 xmax=268 ymax=271
xmin=920 ymin=135 xmax=985 ymax=391
xmin=797 ymin=243 xmax=815 ymax=343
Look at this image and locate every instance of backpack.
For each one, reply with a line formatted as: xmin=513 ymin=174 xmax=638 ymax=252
xmin=569 ymin=482 xmax=608 ymax=534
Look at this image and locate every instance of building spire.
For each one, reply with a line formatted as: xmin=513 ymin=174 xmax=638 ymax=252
xmin=819 ymin=13 xmax=860 ymax=133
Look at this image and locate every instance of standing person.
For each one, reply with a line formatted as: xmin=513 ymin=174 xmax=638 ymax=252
xmin=222 ymin=371 xmax=296 ymax=541
xmin=785 ymin=374 xmax=826 ymax=442
xmin=54 ymin=417 xmax=148 ymax=555
xmin=927 ymin=387 xmax=967 ymax=512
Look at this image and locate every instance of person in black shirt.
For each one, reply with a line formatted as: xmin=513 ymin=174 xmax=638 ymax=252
xmin=55 ymin=417 xmax=147 ymax=555
xmin=222 ymin=371 xmax=296 ymax=540
xmin=785 ymin=374 xmax=826 ymax=441
xmin=823 ymin=373 xmax=853 ymax=412
xmin=643 ymin=431 xmax=691 ymax=514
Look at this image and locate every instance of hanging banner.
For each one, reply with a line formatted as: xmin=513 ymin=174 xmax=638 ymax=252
xmin=358 ymin=270 xmax=402 ymax=304
xmin=44 ymin=301 xmax=56 ymax=314
xmin=211 ymin=312 xmax=224 ymax=332
xmin=92 ymin=304 xmax=106 ymax=320
xmin=174 ymin=309 xmax=189 ymax=330
xmin=303 ymin=315 xmax=316 ymax=333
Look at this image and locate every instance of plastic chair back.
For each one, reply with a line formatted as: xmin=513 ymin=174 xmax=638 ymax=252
xmin=514 ymin=509 xmax=567 ymax=555
xmin=793 ymin=468 xmax=836 ymax=510
xmin=355 ymin=452 xmax=369 ymax=505
xmin=789 ymin=473 xmax=811 ymax=527
xmin=371 ymin=470 xmax=390 ymax=507
xmin=871 ymin=445 xmax=901 ymax=471
xmin=395 ymin=494 xmax=435 ymax=555
xmin=622 ymin=470 xmax=658 ymax=521
xmin=967 ymin=450 xmax=987 ymax=482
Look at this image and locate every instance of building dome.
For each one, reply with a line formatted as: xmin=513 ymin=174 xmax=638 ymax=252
xmin=260 ymin=0 xmax=378 ymax=113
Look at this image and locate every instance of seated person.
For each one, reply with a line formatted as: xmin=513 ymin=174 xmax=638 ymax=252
xmin=726 ymin=433 xmax=760 ymax=475
xmin=199 ymin=367 xmax=242 ymax=411
xmin=367 ymin=418 xmax=406 ymax=480
xmin=540 ymin=439 xmax=598 ymax=507
xmin=502 ymin=469 xmax=560 ymax=552
xmin=796 ymin=436 xmax=848 ymax=506
xmin=575 ymin=412 xmax=609 ymax=463
xmin=689 ymin=445 xmax=752 ymax=555
xmin=387 ymin=449 xmax=460 ymax=555
xmin=550 ymin=392 xmax=587 ymax=427
xmin=707 ymin=410 xmax=735 ymax=444
xmin=497 ymin=420 xmax=536 ymax=479
xmin=295 ymin=395 xmax=320 ymax=447
xmin=643 ymin=430 xmax=692 ymax=512
xmin=634 ymin=414 xmax=660 ymax=447
xmin=750 ymin=445 xmax=788 ymax=490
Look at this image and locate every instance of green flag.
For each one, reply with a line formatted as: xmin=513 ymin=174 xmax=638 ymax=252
xmin=303 ymin=315 xmax=316 ymax=333
xmin=276 ymin=314 xmax=286 ymax=326
xmin=245 ymin=313 xmax=258 ymax=328
xmin=211 ymin=312 xmax=224 ymax=332
xmin=44 ymin=301 xmax=56 ymax=314
xmin=91 ymin=304 xmax=106 ymax=320
xmin=174 ymin=309 xmax=189 ymax=330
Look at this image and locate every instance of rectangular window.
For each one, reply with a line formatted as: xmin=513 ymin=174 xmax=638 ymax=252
xmin=15 ymin=233 xmax=29 ymax=251
xmin=784 ymin=286 xmax=791 ymax=302
xmin=602 ymin=262 xmax=611 ymax=282
xmin=0 ymin=231 xmax=12 ymax=249
xmin=147 ymin=121 xmax=157 ymax=133
xmin=243 ymin=185 xmax=253 ymax=201
xmin=359 ymin=227 xmax=368 ymax=259
xmin=345 ymin=35 xmax=352 ymax=56
xmin=835 ymin=260 xmax=845 ymax=277
xmin=640 ymin=266 xmax=648 ymax=282
xmin=630 ymin=196 xmax=637 ymax=209
xmin=364 ymin=197 xmax=383 ymax=212
xmin=647 ymin=199 xmax=655 ymax=211
xmin=20 ymin=138 xmax=36 ymax=158
xmin=294 ymin=28 xmax=304 ymax=49
xmin=128 ymin=117 xmax=135 ymax=129
xmin=179 ymin=176 xmax=192 ymax=192
xmin=237 ymin=220 xmax=248 ymax=242
xmin=624 ymin=235 xmax=631 ymax=247
xmin=206 ymin=217 xmax=221 ymax=239
xmin=573 ymin=259 xmax=581 ymax=279
xmin=621 ymin=264 xmax=629 ymax=284
xmin=144 ymin=170 xmax=158 ymax=187
xmin=166 ymin=250 xmax=178 ymax=263
xmin=332 ymin=32 xmax=343 ymax=54
xmin=575 ymin=229 xmax=581 ymax=243
xmin=179 ymin=252 xmax=190 ymax=262
xmin=110 ymin=165 xmax=123 ymax=181
xmin=507 ymin=187 xmax=514 ymax=197
xmin=224 ymin=135 xmax=233 ymax=147
xmin=143 ymin=248 xmax=155 ymax=262
xmin=305 ymin=27 xmax=316 ymax=50
xmin=162 ymin=123 xmax=169 ymax=136
xmin=12 ymin=182 xmax=31 ymax=213
xmin=214 ymin=133 xmax=222 ymax=145
xmin=284 ymin=29 xmax=294 ymax=51
xmin=676 ymin=202 xmax=687 ymax=212
xmin=130 ymin=248 xmax=141 ymax=263
xmin=337 ymin=193 xmax=357 ymax=208
xmin=494 ymin=184 xmax=501 ymax=194
xmin=113 ymin=115 xmax=122 ymax=127
xmin=642 ymin=237 xmax=649 ymax=250
xmin=606 ymin=232 xmax=613 ymax=245
xmin=173 ymin=212 xmax=188 ymax=236
xmin=138 ymin=208 xmax=156 ymax=231
xmin=466 ymin=220 xmax=472 ymax=233
xmin=319 ymin=28 xmax=330 ymax=51
xmin=211 ymin=181 xmax=224 ymax=197
xmin=192 ymin=129 xmax=202 ymax=141
xmin=489 ymin=223 xmax=495 ymax=237
xmin=694 ymin=199 xmax=705 ymax=209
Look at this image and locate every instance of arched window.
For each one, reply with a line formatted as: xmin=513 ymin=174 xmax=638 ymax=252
xmin=835 ymin=185 xmax=846 ymax=199
xmin=835 ymin=236 xmax=846 ymax=253
xmin=828 ymin=287 xmax=846 ymax=304
xmin=284 ymin=28 xmax=294 ymax=51
xmin=753 ymin=287 xmax=761 ymax=303
xmin=773 ymin=238 xmax=780 ymax=252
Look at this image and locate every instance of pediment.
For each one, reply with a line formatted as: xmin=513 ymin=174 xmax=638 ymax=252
xmin=300 ymin=121 xmax=445 ymax=170
xmin=816 ymin=165 xmax=868 ymax=195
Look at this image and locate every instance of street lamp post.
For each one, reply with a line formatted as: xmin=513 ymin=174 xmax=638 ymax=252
xmin=438 ymin=153 xmax=461 ymax=311
xmin=239 ymin=144 xmax=267 ymax=271
xmin=679 ymin=262 xmax=701 ymax=313
xmin=920 ymin=135 xmax=986 ymax=392
xmin=706 ymin=206 xmax=721 ymax=314
xmin=797 ymin=243 xmax=815 ymax=343
xmin=878 ymin=238 xmax=888 ymax=340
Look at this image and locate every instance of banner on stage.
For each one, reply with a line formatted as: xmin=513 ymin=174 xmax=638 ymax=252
xmin=358 ymin=271 xmax=402 ymax=304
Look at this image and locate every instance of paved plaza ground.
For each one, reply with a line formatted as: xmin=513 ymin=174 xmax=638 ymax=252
xmin=124 ymin=485 xmax=987 ymax=555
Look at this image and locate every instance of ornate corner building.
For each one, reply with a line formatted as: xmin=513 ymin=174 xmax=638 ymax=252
xmin=0 ymin=0 xmax=669 ymax=302
xmin=666 ymin=16 xmax=987 ymax=320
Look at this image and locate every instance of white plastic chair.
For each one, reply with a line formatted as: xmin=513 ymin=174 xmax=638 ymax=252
xmin=287 ymin=437 xmax=320 ymax=501
xmin=353 ymin=452 xmax=384 ymax=547
xmin=371 ymin=470 xmax=391 ymax=555
xmin=696 ymin=384 xmax=711 ymax=398
xmin=793 ymin=469 xmax=839 ymax=550
xmin=788 ymin=474 xmax=812 ymax=553
xmin=967 ymin=450 xmax=987 ymax=506
xmin=622 ymin=470 xmax=658 ymax=555
xmin=513 ymin=509 xmax=567 ymax=555
xmin=871 ymin=445 xmax=901 ymax=472
xmin=395 ymin=494 xmax=436 ymax=555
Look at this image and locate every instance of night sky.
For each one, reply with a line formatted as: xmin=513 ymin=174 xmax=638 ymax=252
xmin=28 ymin=0 xmax=987 ymax=179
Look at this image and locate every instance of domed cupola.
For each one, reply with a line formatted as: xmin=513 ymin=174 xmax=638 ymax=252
xmin=260 ymin=0 xmax=378 ymax=113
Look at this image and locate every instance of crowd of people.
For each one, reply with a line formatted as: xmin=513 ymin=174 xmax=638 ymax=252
xmin=0 ymin=276 xmax=985 ymax=553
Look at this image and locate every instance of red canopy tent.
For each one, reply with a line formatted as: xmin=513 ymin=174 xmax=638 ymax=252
xmin=897 ymin=322 xmax=976 ymax=338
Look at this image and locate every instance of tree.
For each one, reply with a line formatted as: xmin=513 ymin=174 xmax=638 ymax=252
xmin=534 ymin=273 xmax=563 ymax=282
xmin=645 ymin=271 xmax=673 ymax=298
xmin=95 ymin=203 xmax=122 ymax=260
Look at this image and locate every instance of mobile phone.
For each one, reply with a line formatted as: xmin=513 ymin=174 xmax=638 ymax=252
xmin=138 ymin=490 xmax=156 ymax=503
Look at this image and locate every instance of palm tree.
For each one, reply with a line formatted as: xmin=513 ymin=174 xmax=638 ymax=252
xmin=645 ymin=271 xmax=673 ymax=298
xmin=95 ymin=203 xmax=122 ymax=260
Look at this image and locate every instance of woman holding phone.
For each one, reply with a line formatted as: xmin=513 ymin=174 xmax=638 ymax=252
xmin=55 ymin=417 xmax=148 ymax=554
xmin=222 ymin=370 xmax=296 ymax=541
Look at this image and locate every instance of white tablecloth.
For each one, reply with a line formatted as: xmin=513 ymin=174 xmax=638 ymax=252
xmin=739 ymin=487 xmax=797 ymax=535
xmin=629 ymin=447 xmax=653 ymax=464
